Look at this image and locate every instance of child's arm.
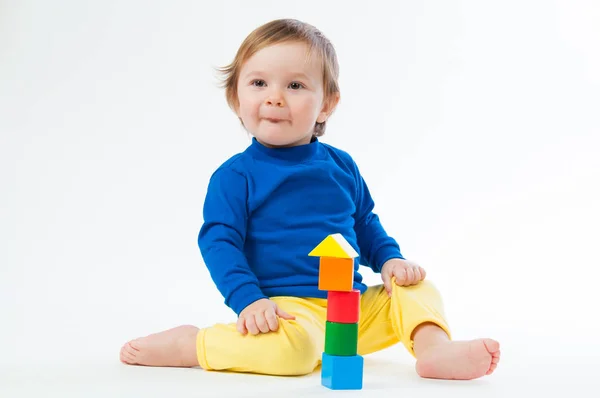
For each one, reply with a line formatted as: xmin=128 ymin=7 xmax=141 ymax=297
xmin=350 ymin=161 xmax=426 ymax=291
xmin=198 ymin=168 xmax=268 ymax=316
xmin=350 ymin=161 xmax=405 ymax=273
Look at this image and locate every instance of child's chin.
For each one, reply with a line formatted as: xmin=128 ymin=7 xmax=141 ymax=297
xmin=257 ymin=132 xmax=294 ymax=147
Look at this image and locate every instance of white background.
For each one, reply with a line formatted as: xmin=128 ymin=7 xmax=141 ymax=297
xmin=1 ymin=0 xmax=599 ymax=396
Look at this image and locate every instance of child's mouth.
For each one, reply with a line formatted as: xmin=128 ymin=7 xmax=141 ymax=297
xmin=265 ymin=118 xmax=284 ymax=123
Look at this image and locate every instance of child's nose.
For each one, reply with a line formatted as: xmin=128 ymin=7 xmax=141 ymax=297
xmin=265 ymin=92 xmax=285 ymax=107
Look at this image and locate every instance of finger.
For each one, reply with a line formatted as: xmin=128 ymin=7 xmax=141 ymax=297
xmin=275 ymin=306 xmax=296 ymax=320
xmin=265 ymin=309 xmax=279 ymax=331
xmin=405 ymin=267 xmax=415 ymax=285
xmin=394 ymin=268 xmax=408 ymax=285
xmin=237 ymin=316 xmax=247 ymax=335
xmin=419 ymin=266 xmax=427 ymax=280
xmin=412 ymin=267 xmax=422 ymax=284
xmin=255 ymin=312 xmax=270 ymax=334
xmin=381 ymin=272 xmax=392 ymax=296
xmin=245 ymin=316 xmax=260 ymax=335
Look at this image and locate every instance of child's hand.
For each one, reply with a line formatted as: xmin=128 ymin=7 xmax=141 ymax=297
xmin=381 ymin=258 xmax=426 ymax=296
xmin=237 ymin=298 xmax=296 ymax=335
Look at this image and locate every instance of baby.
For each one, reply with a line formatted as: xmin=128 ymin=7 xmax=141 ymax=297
xmin=120 ymin=18 xmax=500 ymax=381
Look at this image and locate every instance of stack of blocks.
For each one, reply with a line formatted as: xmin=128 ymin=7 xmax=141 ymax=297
xmin=309 ymin=233 xmax=363 ymax=390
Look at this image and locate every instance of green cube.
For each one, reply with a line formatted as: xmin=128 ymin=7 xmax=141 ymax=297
xmin=324 ymin=321 xmax=358 ymax=356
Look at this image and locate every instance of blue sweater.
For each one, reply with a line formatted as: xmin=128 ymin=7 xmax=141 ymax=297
xmin=198 ymin=137 xmax=404 ymax=315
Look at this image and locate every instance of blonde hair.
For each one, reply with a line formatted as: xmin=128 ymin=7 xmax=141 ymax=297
xmin=216 ymin=19 xmax=340 ymax=137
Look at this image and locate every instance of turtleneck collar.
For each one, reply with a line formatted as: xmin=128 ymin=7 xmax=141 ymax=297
xmin=246 ymin=136 xmax=320 ymax=164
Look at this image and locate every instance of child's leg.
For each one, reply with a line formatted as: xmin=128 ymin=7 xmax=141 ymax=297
xmin=357 ymin=279 xmax=500 ymax=380
xmin=120 ymin=296 xmax=327 ymax=376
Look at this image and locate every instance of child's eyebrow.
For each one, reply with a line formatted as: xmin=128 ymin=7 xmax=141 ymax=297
xmin=289 ymin=72 xmax=313 ymax=81
xmin=240 ymin=70 xmax=261 ymax=79
xmin=241 ymin=70 xmax=314 ymax=82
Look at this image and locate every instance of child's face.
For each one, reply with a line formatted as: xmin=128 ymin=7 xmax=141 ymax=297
xmin=235 ymin=41 xmax=332 ymax=148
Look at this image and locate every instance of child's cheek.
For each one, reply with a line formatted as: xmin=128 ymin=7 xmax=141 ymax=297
xmin=240 ymin=101 xmax=257 ymax=122
xmin=251 ymin=104 xmax=261 ymax=123
xmin=300 ymin=99 xmax=317 ymax=121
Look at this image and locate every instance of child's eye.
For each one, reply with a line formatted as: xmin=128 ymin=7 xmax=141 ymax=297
xmin=251 ymin=79 xmax=266 ymax=87
xmin=289 ymin=82 xmax=304 ymax=90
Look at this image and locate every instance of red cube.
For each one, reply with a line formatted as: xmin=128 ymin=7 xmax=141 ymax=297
xmin=327 ymin=289 xmax=360 ymax=323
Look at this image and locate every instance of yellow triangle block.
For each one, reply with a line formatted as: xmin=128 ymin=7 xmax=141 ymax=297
xmin=308 ymin=233 xmax=358 ymax=258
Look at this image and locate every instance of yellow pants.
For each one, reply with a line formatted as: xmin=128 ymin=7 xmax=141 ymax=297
xmin=196 ymin=279 xmax=451 ymax=376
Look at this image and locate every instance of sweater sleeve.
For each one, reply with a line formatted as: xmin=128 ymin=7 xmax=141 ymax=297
xmin=351 ymin=162 xmax=404 ymax=273
xmin=197 ymin=168 xmax=267 ymax=315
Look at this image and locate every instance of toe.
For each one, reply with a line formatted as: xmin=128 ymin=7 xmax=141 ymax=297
xmin=120 ymin=346 xmax=136 ymax=364
xmin=123 ymin=343 xmax=138 ymax=359
xmin=127 ymin=341 xmax=141 ymax=352
xmin=125 ymin=347 xmax=137 ymax=357
xmin=482 ymin=338 xmax=500 ymax=354
xmin=486 ymin=363 xmax=497 ymax=375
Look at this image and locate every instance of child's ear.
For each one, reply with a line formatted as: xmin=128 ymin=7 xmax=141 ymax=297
xmin=317 ymin=93 xmax=340 ymax=123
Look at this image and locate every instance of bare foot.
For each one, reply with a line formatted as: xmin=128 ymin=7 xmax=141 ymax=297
xmin=416 ymin=338 xmax=500 ymax=380
xmin=120 ymin=325 xmax=200 ymax=367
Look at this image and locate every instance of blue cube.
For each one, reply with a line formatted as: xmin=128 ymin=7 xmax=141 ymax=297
xmin=321 ymin=352 xmax=363 ymax=390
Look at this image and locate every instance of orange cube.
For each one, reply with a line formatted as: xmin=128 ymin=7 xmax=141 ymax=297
xmin=318 ymin=256 xmax=354 ymax=291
